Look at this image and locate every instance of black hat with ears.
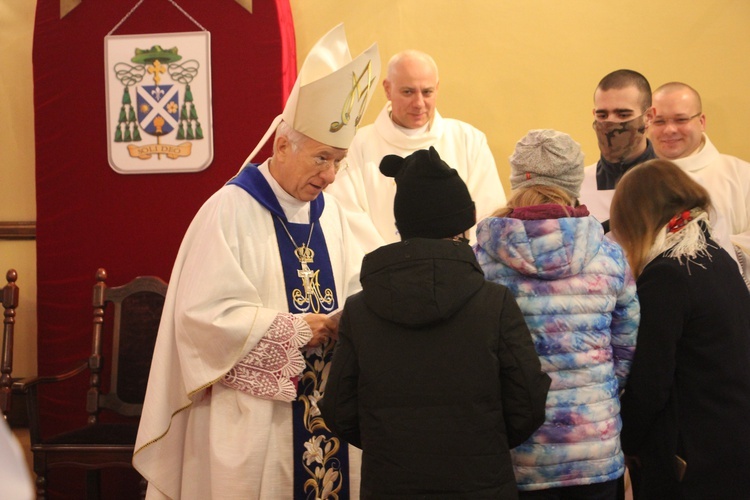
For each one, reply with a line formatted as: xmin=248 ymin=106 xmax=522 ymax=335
xmin=380 ymin=146 xmax=476 ymax=240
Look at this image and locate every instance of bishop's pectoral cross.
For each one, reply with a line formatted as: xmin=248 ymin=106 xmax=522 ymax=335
xmin=297 ymin=261 xmax=316 ymax=298
xmin=291 ymin=244 xmax=334 ymax=313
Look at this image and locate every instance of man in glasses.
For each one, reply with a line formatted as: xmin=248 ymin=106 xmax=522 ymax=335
xmin=134 ymin=25 xmax=379 ymax=499
xmin=650 ymin=82 xmax=750 ymax=287
xmin=579 ymin=69 xmax=656 ymax=231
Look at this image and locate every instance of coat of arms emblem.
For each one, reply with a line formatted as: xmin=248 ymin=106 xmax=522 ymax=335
xmin=105 ymin=32 xmax=213 ymax=174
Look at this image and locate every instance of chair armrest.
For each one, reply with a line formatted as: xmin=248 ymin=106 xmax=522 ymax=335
xmin=12 ymin=360 xmax=89 ymax=445
xmin=12 ymin=360 xmax=88 ymax=392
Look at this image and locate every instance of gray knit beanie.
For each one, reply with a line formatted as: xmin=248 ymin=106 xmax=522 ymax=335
xmin=509 ymin=129 xmax=585 ymax=199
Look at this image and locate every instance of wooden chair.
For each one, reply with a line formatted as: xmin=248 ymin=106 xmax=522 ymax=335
xmin=1 ymin=269 xmax=19 ymax=419
xmin=14 ymin=268 xmax=168 ymax=499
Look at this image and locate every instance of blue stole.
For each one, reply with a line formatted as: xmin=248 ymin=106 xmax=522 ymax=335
xmin=227 ymin=165 xmax=350 ymax=499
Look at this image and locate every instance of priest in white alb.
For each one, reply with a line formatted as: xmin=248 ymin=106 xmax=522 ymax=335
xmin=324 ymin=50 xmax=505 ymax=252
xmin=133 ymin=24 xmax=380 ymax=499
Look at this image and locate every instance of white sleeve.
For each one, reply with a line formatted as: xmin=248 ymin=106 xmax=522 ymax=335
xmin=467 ymin=131 xmax=506 ymax=223
xmin=325 ymin=137 xmax=388 ymax=254
xmin=221 ymin=313 xmax=312 ymax=402
xmin=0 ymin=419 xmax=33 ymax=500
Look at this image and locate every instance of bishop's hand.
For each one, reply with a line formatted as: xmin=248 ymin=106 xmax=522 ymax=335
xmin=302 ymin=313 xmax=339 ymax=347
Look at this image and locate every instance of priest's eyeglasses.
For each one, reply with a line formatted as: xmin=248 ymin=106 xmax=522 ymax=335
xmin=651 ymin=112 xmax=702 ymax=128
xmin=312 ymin=155 xmax=348 ymax=174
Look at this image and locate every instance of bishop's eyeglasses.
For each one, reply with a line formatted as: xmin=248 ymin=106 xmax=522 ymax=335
xmin=312 ymin=155 xmax=348 ymax=174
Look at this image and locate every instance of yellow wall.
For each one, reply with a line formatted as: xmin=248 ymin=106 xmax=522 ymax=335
xmin=3 ymin=0 xmax=750 ymax=375
xmin=290 ymin=0 xmax=750 ymax=192
xmin=1 ymin=0 xmax=38 ymax=376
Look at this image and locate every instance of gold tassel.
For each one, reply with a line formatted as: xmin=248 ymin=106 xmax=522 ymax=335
xmin=60 ymin=0 xmax=82 ymax=19
xmin=234 ymin=0 xmax=253 ymax=14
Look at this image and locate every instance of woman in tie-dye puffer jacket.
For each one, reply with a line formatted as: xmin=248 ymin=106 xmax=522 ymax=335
xmin=474 ymin=129 xmax=640 ymax=497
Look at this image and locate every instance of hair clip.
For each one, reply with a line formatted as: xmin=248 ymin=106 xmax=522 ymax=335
xmin=667 ymin=210 xmax=693 ymax=233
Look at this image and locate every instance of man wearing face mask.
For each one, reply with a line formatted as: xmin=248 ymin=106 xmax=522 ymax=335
xmin=579 ymin=69 xmax=655 ymax=231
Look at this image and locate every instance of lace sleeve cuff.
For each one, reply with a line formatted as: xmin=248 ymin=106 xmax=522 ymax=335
xmin=221 ymin=312 xmax=312 ymax=402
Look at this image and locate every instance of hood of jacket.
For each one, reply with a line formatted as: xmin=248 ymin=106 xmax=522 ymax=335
xmin=360 ymin=238 xmax=486 ymax=327
xmin=475 ymin=215 xmax=604 ymax=280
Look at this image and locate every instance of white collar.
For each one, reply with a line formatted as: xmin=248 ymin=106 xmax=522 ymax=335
xmin=375 ymin=104 xmax=444 ymax=150
xmin=392 ymin=117 xmax=430 ymax=136
xmin=684 ymin=135 xmax=706 ymax=159
xmin=259 ymin=160 xmax=310 ymax=223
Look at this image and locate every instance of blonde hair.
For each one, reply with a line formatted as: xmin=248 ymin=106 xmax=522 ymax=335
xmin=492 ymin=185 xmax=576 ymax=218
xmin=610 ymin=159 xmax=712 ymax=277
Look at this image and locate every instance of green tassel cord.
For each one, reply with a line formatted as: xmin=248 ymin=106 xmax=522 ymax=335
xmin=114 ymin=86 xmax=143 ymax=143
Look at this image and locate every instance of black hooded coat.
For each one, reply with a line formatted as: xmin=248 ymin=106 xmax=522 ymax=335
xmin=320 ymin=238 xmax=550 ymax=499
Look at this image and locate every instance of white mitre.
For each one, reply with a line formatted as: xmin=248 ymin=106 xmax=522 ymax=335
xmin=240 ymin=24 xmax=380 ymax=169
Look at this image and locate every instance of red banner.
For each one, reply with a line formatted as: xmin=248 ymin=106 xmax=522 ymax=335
xmin=33 ymin=0 xmax=295 ymax=496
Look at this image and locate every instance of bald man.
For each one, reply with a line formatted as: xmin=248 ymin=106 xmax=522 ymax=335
xmin=650 ymin=82 xmax=750 ymax=286
xmin=325 ymin=50 xmax=505 ymax=251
